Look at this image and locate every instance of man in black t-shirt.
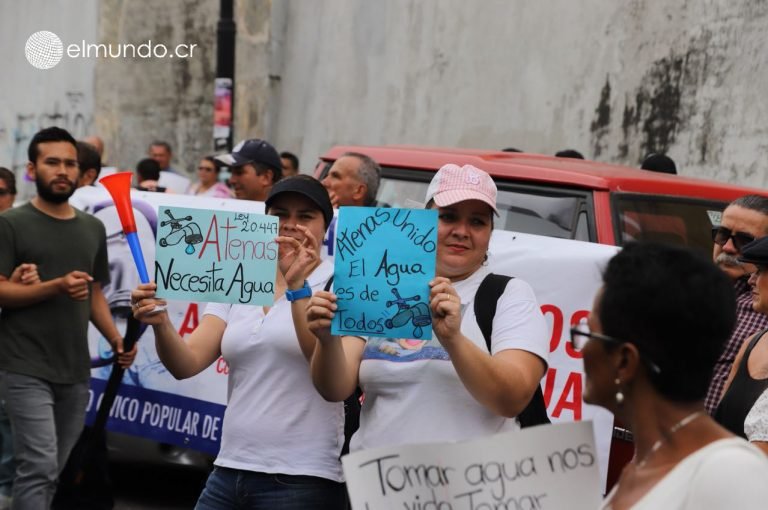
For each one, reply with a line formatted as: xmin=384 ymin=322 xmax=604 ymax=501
xmin=0 ymin=127 xmax=136 ymax=509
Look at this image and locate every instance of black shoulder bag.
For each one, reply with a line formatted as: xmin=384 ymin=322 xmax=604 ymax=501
xmin=474 ymin=273 xmax=551 ymax=428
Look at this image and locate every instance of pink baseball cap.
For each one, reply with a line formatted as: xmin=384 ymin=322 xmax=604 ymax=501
xmin=424 ymin=164 xmax=499 ymax=215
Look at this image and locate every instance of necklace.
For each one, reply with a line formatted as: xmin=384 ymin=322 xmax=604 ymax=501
xmin=634 ymin=410 xmax=704 ymax=469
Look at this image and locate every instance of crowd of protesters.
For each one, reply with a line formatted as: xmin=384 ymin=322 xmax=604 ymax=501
xmin=2 ymin=127 xmax=768 ymax=510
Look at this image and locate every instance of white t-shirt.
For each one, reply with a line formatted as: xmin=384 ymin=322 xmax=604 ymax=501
xmin=745 ymin=388 xmax=768 ymax=442
xmin=70 ymin=185 xmax=109 ymax=213
xmin=351 ymin=266 xmax=549 ymax=452
xmin=601 ymin=438 xmax=768 ymax=510
xmin=158 ymin=171 xmax=191 ymax=194
xmin=204 ymin=261 xmax=345 ymax=482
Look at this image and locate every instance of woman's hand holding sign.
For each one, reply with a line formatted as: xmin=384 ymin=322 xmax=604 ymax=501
xmin=306 ymin=291 xmax=338 ymax=343
xmin=429 ymin=277 xmax=463 ymax=347
xmin=276 ymin=224 xmax=321 ymax=289
xmin=131 ymin=283 xmax=169 ymax=326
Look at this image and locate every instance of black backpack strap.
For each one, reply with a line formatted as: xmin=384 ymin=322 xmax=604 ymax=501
xmin=474 ymin=273 xmax=551 ymax=428
xmin=341 ymin=387 xmax=362 ymax=457
xmin=475 ymin=274 xmax=512 ymax=352
xmin=323 ymin=275 xmax=362 ymax=456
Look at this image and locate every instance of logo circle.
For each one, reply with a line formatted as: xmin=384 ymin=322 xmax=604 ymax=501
xmin=25 ymin=31 xmax=64 ymax=69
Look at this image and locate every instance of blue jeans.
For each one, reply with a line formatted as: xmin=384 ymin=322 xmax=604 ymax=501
xmin=0 ymin=371 xmax=89 ymax=510
xmin=195 ymin=467 xmax=347 ymax=510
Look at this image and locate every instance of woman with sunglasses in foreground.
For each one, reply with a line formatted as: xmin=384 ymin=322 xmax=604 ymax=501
xmin=575 ymin=242 xmax=768 ymax=509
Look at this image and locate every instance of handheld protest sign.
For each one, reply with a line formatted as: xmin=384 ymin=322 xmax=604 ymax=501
xmin=99 ymin=172 xmax=150 ymax=283
xmin=342 ymin=421 xmax=602 ymax=510
xmin=154 ymin=206 xmax=278 ymax=305
xmin=332 ymin=207 xmax=437 ymax=338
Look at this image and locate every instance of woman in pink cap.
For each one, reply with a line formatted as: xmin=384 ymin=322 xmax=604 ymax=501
xmin=299 ymin=163 xmax=550 ymax=451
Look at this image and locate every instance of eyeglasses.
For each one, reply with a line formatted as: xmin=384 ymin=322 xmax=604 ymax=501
xmin=198 ymin=166 xmax=216 ymax=172
xmin=570 ymin=320 xmax=662 ymax=374
xmin=0 ymin=189 xmax=11 ymax=197
xmin=712 ymin=226 xmax=755 ymax=252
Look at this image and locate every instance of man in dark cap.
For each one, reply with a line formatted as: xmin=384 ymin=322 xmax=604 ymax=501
xmin=217 ymin=139 xmax=282 ymax=202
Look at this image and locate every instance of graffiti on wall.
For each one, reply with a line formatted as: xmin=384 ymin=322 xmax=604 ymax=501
xmin=0 ymin=91 xmax=93 ymax=174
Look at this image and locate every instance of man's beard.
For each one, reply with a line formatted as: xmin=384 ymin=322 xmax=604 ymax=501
xmin=36 ymin=177 xmax=76 ymax=204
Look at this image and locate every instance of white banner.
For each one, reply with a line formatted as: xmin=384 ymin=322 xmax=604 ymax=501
xmin=342 ymin=421 xmax=602 ymax=510
xmin=77 ymin=188 xmax=264 ymax=454
xmin=75 ymin=189 xmax=617 ymax=479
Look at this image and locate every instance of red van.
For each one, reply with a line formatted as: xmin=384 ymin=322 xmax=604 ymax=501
xmin=316 ymin=145 xmax=767 ymax=489
xmin=316 ymin=146 xmax=765 ymax=257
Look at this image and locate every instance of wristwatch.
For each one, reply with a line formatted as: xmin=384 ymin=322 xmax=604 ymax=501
xmin=285 ymin=280 xmax=312 ymax=302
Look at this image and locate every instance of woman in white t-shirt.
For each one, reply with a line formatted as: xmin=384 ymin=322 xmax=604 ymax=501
xmin=302 ymin=163 xmax=550 ymax=451
xmin=131 ymin=176 xmax=346 ymax=510
xmin=572 ymin=242 xmax=768 ymax=510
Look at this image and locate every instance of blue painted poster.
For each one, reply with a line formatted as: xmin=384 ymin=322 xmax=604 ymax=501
xmin=332 ymin=207 xmax=437 ymax=338
xmin=154 ymin=206 xmax=278 ymax=305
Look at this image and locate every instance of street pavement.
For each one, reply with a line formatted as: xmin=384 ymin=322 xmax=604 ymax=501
xmin=113 ymin=461 xmax=208 ymax=509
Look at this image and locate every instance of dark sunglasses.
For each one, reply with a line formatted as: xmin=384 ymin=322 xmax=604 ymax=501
xmin=712 ymin=226 xmax=755 ymax=252
xmin=0 ymin=189 xmax=12 ymax=197
xmin=570 ymin=321 xmax=662 ymax=375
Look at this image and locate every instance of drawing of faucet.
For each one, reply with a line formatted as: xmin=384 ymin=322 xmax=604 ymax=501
xmin=159 ymin=209 xmax=204 ymax=254
xmin=384 ymin=288 xmax=432 ymax=338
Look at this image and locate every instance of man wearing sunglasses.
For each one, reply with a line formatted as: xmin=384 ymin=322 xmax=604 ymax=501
xmin=705 ymin=195 xmax=768 ymax=414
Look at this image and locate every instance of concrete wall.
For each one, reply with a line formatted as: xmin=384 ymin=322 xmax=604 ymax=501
xmin=230 ymin=0 xmax=274 ymax=144
xmin=0 ymin=0 xmax=98 ymax=200
xmin=94 ymin=0 xmax=275 ymax=173
xmin=271 ymin=0 xmax=768 ymax=187
xmin=4 ymin=1 xmax=768 ymax=191
xmin=0 ymin=0 xmax=221 ymax=193
xmin=95 ymin=0 xmax=218 ymax=175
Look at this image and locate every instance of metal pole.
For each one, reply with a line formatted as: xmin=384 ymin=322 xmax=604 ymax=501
xmin=215 ymin=0 xmax=236 ymax=152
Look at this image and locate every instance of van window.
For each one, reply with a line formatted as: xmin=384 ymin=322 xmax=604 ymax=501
xmin=376 ymin=176 xmax=429 ymax=208
xmin=496 ymin=190 xmax=585 ymax=240
xmin=377 ymin=173 xmax=590 ymax=241
xmin=614 ymin=194 xmax=725 ymax=256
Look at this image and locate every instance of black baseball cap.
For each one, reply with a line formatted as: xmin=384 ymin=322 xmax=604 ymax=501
xmin=265 ymin=175 xmax=334 ymax=228
xmin=216 ymin=138 xmax=282 ymax=177
xmin=739 ymin=237 xmax=768 ymax=266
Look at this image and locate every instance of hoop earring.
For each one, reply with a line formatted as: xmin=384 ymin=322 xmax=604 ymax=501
xmin=615 ymin=378 xmax=624 ymax=405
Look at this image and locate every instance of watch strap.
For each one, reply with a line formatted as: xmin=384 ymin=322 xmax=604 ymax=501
xmin=285 ymin=280 xmax=312 ymax=302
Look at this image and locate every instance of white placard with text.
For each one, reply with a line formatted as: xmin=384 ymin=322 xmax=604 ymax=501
xmin=342 ymin=421 xmax=602 ymax=510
